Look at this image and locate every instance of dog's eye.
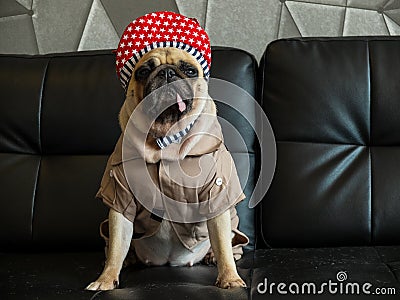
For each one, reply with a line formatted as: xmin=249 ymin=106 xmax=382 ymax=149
xmin=179 ymin=61 xmax=199 ymax=78
xmin=135 ymin=67 xmax=151 ymax=80
xmin=184 ymin=67 xmax=198 ymax=77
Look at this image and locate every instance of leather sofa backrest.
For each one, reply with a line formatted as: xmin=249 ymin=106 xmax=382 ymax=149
xmin=0 ymin=48 xmax=258 ymax=251
xmin=0 ymin=51 xmax=124 ymax=251
xmin=258 ymin=37 xmax=400 ymax=248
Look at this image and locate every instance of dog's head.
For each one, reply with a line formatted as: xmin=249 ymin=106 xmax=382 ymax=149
xmin=120 ymin=47 xmax=209 ymax=138
xmin=115 ymin=12 xmax=212 ymax=139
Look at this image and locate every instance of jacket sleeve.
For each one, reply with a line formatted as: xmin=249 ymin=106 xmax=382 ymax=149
xmin=207 ymin=145 xmax=246 ymax=214
xmin=207 ymin=145 xmax=249 ymax=259
xmin=96 ymin=156 xmax=137 ymax=222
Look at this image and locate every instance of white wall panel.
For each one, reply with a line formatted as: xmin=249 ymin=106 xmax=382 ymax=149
xmin=0 ymin=0 xmax=399 ymax=59
xmin=78 ymin=0 xmax=119 ymax=51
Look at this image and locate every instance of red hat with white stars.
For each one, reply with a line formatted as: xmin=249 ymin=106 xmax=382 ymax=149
xmin=115 ymin=11 xmax=211 ymax=90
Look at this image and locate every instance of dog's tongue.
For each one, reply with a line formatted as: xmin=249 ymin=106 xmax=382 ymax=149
xmin=177 ymin=93 xmax=186 ymax=112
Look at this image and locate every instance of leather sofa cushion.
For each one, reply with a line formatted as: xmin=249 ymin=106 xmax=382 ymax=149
xmin=259 ymin=37 xmax=400 ymax=247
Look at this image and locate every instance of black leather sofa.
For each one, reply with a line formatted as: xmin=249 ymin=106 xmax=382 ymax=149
xmin=0 ymin=38 xmax=399 ymax=300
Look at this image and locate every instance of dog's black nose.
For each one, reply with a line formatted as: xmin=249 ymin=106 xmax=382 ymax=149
xmin=157 ymin=67 xmax=177 ymax=81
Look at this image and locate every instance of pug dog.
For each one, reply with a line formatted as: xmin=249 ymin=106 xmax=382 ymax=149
xmin=86 ymin=11 xmax=248 ymax=292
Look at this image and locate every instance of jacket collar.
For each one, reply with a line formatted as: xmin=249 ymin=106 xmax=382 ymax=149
xmin=111 ymin=106 xmax=223 ymax=165
xmin=155 ymin=120 xmax=195 ymax=149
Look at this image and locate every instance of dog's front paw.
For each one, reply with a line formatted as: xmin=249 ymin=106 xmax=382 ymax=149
xmin=215 ymin=272 xmax=246 ymax=289
xmin=85 ymin=274 xmax=119 ymax=291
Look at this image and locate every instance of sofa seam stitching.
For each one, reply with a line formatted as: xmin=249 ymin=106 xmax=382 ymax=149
xmin=37 ymin=59 xmax=48 ymax=153
xmin=256 ymin=49 xmax=265 ymax=250
xmin=367 ymin=40 xmax=373 ymax=245
xmin=30 ymin=58 xmax=49 ymax=242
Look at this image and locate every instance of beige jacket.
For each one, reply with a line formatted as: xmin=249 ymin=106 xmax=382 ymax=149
xmin=96 ymin=114 xmax=249 ymax=257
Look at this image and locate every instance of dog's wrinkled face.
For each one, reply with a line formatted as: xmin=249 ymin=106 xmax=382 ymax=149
xmin=123 ymin=48 xmax=207 ymax=138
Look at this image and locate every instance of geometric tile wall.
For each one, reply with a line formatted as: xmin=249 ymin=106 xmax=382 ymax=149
xmin=1 ymin=0 xmax=400 ymax=60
